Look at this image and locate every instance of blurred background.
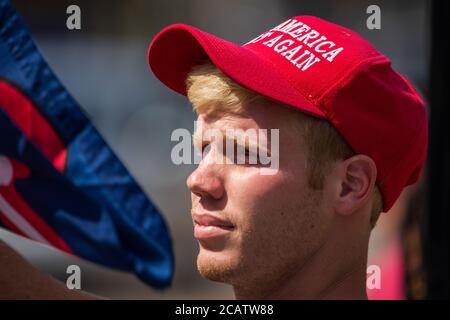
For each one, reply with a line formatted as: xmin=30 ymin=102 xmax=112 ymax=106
xmin=0 ymin=0 xmax=436 ymax=299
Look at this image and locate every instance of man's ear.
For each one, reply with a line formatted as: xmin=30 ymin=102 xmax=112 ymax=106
xmin=333 ymin=155 xmax=377 ymax=216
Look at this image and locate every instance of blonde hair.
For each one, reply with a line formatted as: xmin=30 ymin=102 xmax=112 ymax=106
xmin=186 ymin=62 xmax=382 ymax=229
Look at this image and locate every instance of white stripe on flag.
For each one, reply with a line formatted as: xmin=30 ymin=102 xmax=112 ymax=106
xmin=0 ymin=194 xmax=50 ymax=245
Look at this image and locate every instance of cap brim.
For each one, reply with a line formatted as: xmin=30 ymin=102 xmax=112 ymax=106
xmin=148 ymin=24 xmax=325 ymax=118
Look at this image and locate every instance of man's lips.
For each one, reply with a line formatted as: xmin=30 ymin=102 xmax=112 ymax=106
xmin=192 ymin=213 xmax=235 ymax=240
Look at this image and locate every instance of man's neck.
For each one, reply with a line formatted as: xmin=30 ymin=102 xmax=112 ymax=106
xmin=233 ymin=263 xmax=368 ymax=300
xmin=233 ymin=238 xmax=369 ymax=300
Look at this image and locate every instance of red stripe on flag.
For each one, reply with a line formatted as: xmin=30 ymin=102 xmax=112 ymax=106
xmin=1 ymin=182 xmax=74 ymax=254
xmin=0 ymin=81 xmax=73 ymax=254
xmin=0 ymin=80 xmax=67 ymax=172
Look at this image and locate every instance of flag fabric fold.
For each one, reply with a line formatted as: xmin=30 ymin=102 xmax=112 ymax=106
xmin=0 ymin=0 xmax=174 ymax=288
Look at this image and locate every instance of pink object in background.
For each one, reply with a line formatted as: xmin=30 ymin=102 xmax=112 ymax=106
xmin=367 ymin=239 xmax=406 ymax=300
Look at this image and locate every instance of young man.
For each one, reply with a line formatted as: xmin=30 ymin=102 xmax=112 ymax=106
xmin=148 ymin=16 xmax=427 ymax=299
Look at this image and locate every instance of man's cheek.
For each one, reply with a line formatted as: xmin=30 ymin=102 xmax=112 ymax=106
xmin=241 ymin=209 xmax=281 ymax=240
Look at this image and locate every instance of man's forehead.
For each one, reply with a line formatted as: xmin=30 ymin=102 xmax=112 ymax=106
xmin=194 ymin=113 xmax=257 ymax=134
xmin=192 ymin=103 xmax=303 ymax=147
xmin=193 ymin=114 xmax=275 ymax=150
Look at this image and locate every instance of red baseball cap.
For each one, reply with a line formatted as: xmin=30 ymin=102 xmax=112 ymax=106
xmin=148 ymin=16 xmax=428 ymax=212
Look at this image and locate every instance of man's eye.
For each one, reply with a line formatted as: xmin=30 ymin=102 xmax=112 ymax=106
xmin=245 ymin=148 xmax=260 ymax=164
xmin=202 ymin=143 xmax=211 ymax=154
xmin=232 ymin=145 xmax=259 ymax=165
xmin=243 ymin=148 xmax=254 ymax=160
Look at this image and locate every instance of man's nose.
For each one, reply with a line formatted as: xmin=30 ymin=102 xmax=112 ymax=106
xmin=186 ymin=163 xmax=224 ymax=200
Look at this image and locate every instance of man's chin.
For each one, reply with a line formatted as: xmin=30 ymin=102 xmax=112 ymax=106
xmin=196 ymin=249 xmax=238 ymax=283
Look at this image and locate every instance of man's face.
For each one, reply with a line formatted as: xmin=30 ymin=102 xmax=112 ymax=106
xmin=187 ymin=102 xmax=333 ymax=293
